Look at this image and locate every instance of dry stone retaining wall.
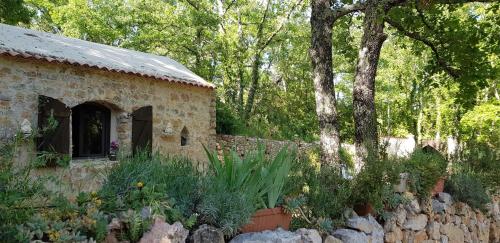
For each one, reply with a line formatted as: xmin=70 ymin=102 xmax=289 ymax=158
xmin=328 ymin=193 xmax=500 ymax=243
xmin=215 ymin=134 xmax=319 ymax=158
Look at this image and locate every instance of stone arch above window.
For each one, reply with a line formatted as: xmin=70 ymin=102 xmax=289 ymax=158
xmin=181 ymin=126 xmax=189 ymax=146
xmin=37 ymin=95 xmax=71 ymax=157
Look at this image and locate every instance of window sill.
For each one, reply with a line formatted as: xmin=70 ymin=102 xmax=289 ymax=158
xmin=69 ymin=157 xmax=119 ymax=169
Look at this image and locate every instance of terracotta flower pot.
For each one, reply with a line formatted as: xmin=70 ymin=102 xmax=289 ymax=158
xmin=353 ymin=203 xmax=374 ymax=216
xmin=431 ymin=177 xmax=446 ymax=196
xmin=240 ymin=207 xmax=292 ymax=233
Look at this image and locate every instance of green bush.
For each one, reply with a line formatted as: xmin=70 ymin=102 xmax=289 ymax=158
xmin=204 ymin=144 xmax=294 ymax=209
xmin=402 ymin=148 xmax=448 ymax=199
xmin=285 ymin=150 xmax=352 ymax=231
xmin=350 ymin=156 xmax=401 ymax=213
xmin=0 ymin=133 xmax=53 ymax=241
xmin=197 ymin=179 xmax=256 ymax=236
xmin=98 ymin=151 xmax=201 ymax=226
xmin=457 ymin=141 xmax=499 ymax=193
xmin=445 ymin=169 xmax=490 ymax=211
xmin=17 ymin=193 xmax=108 ymax=242
xmin=201 ymin=145 xmax=295 ymax=235
xmin=459 ymin=101 xmax=499 ymax=192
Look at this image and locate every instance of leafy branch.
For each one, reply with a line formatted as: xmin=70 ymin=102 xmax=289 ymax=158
xmin=385 ymin=17 xmax=460 ymax=78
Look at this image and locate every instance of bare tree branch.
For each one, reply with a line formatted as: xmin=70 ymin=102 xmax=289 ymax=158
xmin=331 ymin=2 xmax=365 ymax=20
xmin=183 ymin=0 xmax=199 ymax=10
xmin=385 ymin=17 xmax=460 ymax=78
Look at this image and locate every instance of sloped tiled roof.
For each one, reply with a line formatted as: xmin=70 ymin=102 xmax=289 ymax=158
xmin=0 ymin=24 xmax=214 ymax=89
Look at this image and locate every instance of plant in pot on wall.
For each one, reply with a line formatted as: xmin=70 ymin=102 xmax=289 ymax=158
xmin=350 ymin=156 xmax=401 ymax=216
xmin=403 ymin=147 xmax=448 ymax=199
xmin=109 ymin=141 xmax=119 ymax=161
xmin=202 ymin=144 xmax=295 ymax=234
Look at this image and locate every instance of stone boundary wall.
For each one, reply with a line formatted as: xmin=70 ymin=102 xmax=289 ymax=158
xmin=215 ymin=134 xmax=457 ymax=160
xmin=329 ymin=193 xmax=500 ymax=243
xmin=215 ymin=134 xmax=320 ymax=158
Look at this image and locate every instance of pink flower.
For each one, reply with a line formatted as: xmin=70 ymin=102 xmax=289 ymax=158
xmin=110 ymin=141 xmax=119 ymax=152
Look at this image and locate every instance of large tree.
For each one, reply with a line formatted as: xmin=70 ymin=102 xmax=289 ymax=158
xmin=310 ymin=0 xmax=341 ymax=165
xmin=311 ymin=0 xmax=496 ymax=166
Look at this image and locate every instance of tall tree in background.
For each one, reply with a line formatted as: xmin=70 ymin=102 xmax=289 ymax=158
xmin=310 ymin=0 xmax=341 ymax=165
xmin=9 ymin=0 xmax=497 ymax=164
xmin=310 ymin=0 xmax=496 ymax=166
xmin=0 ymin=0 xmax=32 ymax=24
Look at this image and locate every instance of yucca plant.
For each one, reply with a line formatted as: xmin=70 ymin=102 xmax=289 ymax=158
xmin=203 ymin=144 xmax=295 ymax=209
xmin=261 ymin=147 xmax=294 ymax=208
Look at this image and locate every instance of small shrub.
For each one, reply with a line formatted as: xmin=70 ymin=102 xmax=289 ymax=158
xmin=119 ymin=209 xmax=152 ymax=242
xmin=0 ymin=132 xmax=53 ymax=241
xmin=197 ymin=178 xmax=255 ymax=236
xmin=457 ymin=141 xmax=499 ymax=193
xmin=350 ymin=156 xmax=401 ymax=214
xmin=201 ymin=144 xmax=295 ymax=236
xmin=204 ymin=144 xmax=295 ymax=209
xmin=285 ymin=155 xmax=352 ymax=230
xmin=99 ymin=151 xmax=201 ymax=226
xmin=445 ymin=169 xmax=490 ymax=211
xmin=17 ymin=193 xmax=108 ymax=242
xmin=402 ymin=148 xmax=448 ymax=199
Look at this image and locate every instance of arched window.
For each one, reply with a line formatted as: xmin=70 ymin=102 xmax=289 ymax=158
xmin=132 ymin=106 xmax=153 ymax=155
xmin=72 ymin=102 xmax=110 ymax=158
xmin=181 ymin=127 xmax=189 ymax=146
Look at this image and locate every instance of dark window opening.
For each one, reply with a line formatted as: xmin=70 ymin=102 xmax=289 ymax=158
xmin=132 ymin=106 xmax=153 ymax=155
xmin=181 ymin=127 xmax=189 ymax=146
xmin=37 ymin=96 xmax=70 ymax=162
xmin=72 ymin=102 xmax=110 ymax=158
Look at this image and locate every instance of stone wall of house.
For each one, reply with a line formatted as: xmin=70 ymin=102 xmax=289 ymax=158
xmin=0 ymin=55 xmax=216 ymax=161
xmin=0 ymin=55 xmax=215 ymax=194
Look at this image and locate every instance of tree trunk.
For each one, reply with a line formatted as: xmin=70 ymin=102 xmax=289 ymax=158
xmin=417 ymin=94 xmax=424 ymax=145
xmin=435 ymin=95 xmax=442 ymax=148
xmin=310 ymin=0 xmax=341 ymax=166
xmin=352 ymin=0 xmax=387 ymax=166
xmin=244 ymin=53 xmax=262 ymax=120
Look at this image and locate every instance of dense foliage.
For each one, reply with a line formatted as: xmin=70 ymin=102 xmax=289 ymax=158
xmin=99 ymin=151 xmax=201 ymax=226
xmin=0 ymin=0 xmax=498 ymax=240
xmin=402 ymin=148 xmax=448 ymax=199
xmin=445 ymin=168 xmax=490 ymax=211
xmin=0 ymin=133 xmax=49 ymax=241
xmin=2 ymin=0 xmax=498 ymax=148
xmin=201 ymin=145 xmax=295 ymax=235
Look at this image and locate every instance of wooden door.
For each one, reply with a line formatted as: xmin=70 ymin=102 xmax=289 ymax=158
xmin=37 ymin=95 xmax=70 ymax=155
xmin=132 ymin=106 xmax=153 ymax=155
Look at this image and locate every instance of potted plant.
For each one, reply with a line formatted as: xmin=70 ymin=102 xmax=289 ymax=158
xmin=203 ymin=144 xmax=295 ymax=233
xmin=403 ymin=147 xmax=448 ymax=198
xmin=109 ymin=141 xmax=119 ymax=161
xmin=350 ymin=157 xmax=400 ymax=216
xmin=240 ymin=147 xmax=294 ymax=233
xmin=431 ymin=176 xmax=446 ymax=196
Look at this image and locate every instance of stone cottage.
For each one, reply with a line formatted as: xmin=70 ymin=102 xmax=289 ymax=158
xmin=0 ymin=24 xmax=215 ymax=190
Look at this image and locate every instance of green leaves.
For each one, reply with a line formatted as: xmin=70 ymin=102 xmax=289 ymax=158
xmin=204 ymin=143 xmax=295 ymax=209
